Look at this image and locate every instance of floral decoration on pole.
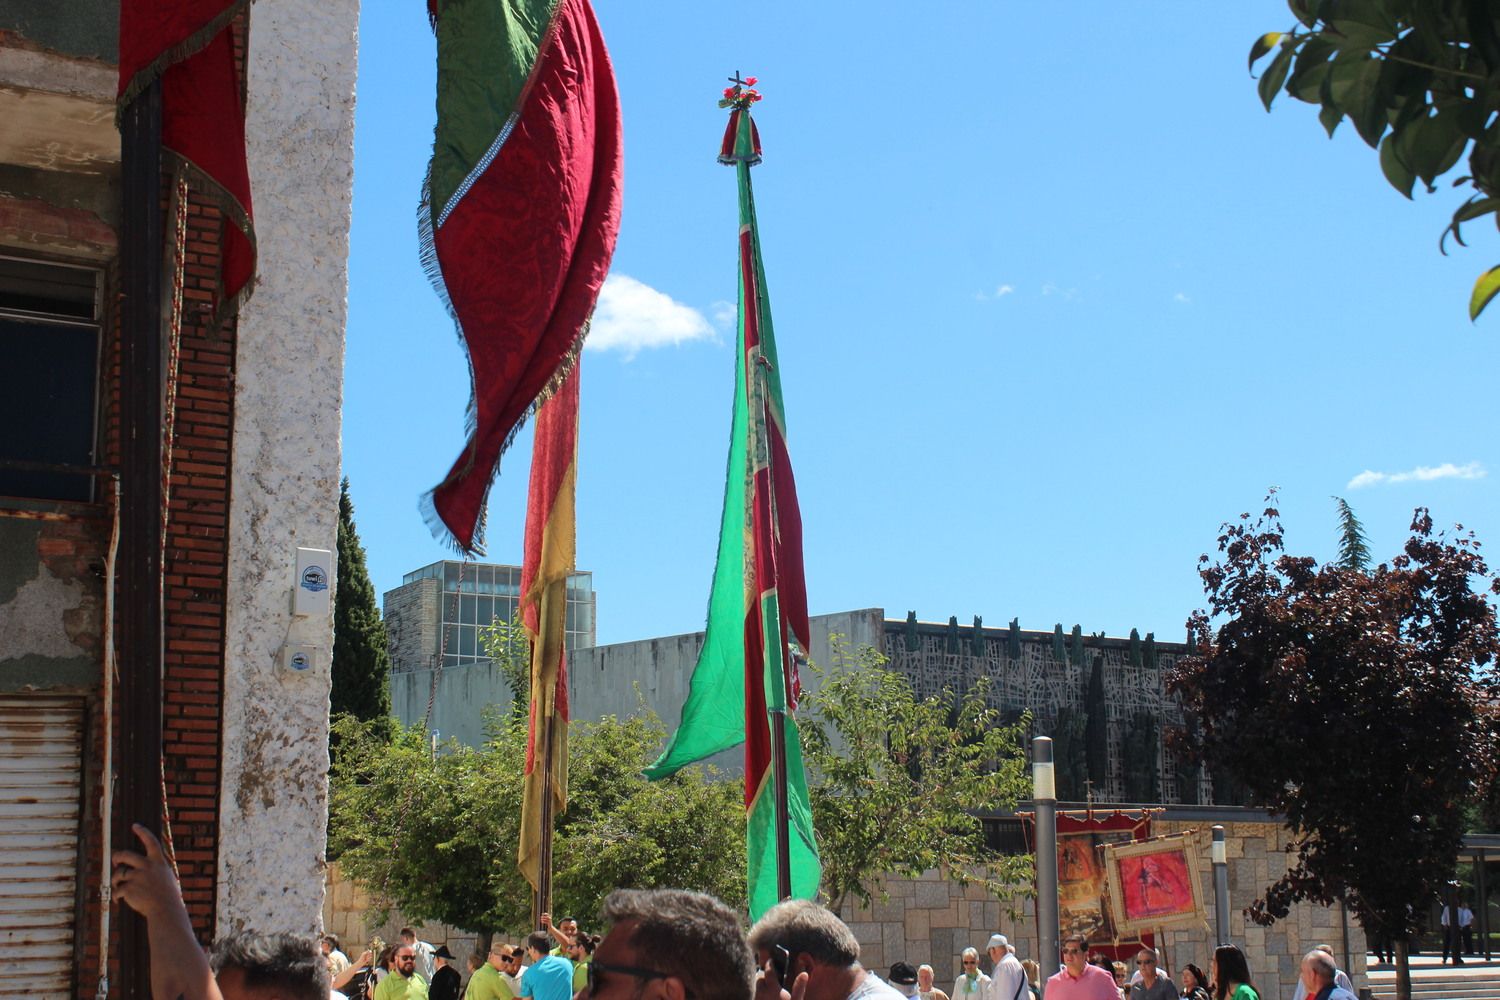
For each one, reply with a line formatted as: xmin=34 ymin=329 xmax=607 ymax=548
xmin=719 ymin=73 xmax=762 ymax=110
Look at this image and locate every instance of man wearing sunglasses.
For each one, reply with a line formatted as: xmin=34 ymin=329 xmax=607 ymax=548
xmin=1042 ymin=936 xmax=1116 ymax=1000
xmin=1127 ymin=949 xmax=1172 ymax=1000
xmin=463 ymin=942 xmax=515 ymax=1000
xmin=583 ymin=888 xmax=754 ymax=1000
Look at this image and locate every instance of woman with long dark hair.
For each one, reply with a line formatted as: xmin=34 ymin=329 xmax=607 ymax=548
xmin=1210 ymin=945 xmax=1258 ymax=1000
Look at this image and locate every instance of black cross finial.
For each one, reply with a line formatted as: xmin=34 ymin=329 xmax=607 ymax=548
xmin=728 ymin=70 xmax=750 ymax=89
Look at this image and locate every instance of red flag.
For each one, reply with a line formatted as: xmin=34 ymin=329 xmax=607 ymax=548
xmin=420 ymin=0 xmax=622 ymax=553
xmin=517 ymin=364 xmax=578 ymax=890
xmin=118 ymin=1 xmax=255 ymax=318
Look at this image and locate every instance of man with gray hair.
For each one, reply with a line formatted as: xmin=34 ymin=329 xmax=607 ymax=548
xmin=749 ymin=899 xmax=903 ymax=1000
xmin=1297 ymin=950 xmax=1356 ymax=1000
xmin=110 ymin=822 xmax=331 ymax=1000
xmin=983 ymin=936 xmax=1025 ymax=1000
xmin=1291 ymin=947 xmax=1354 ymax=1000
xmin=588 ymin=888 xmax=755 ymax=1000
xmin=1127 ymin=948 xmax=1172 ymax=1000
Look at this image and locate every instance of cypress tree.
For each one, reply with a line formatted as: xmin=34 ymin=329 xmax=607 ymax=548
xmin=332 ymin=477 xmax=392 ymax=720
xmin=1084 ymin=654 xmax=1109 ymax=792
xmin=1007 ymin=618 xmax=1021 ymax=659
xmin=1129 ymin=628 xmax=1142 ymax=667
xmin=904 ymin=610 xmax=920 ymax=651
xmin=1069 ymin=624 xmax=1085 ymax=667
xmin=970 ymin=615 xmax=985 ymax=656
xmin=1052 ymin=624 xmax=1066 ymax=661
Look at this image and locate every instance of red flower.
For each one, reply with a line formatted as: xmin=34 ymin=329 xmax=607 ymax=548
xmin=745 ymin=76 xmax=758 ymax=86
xmin=723 ymin=87 xmax=735 ymax=98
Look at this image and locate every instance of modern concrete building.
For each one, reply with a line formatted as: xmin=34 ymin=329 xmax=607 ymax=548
xmin=384 ymin=560 xmax=596 ymax=741
xmin=0 ymin=1 xmax=358 ymax=995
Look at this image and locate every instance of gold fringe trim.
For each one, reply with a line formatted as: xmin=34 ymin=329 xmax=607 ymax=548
xmin=116 ymin=0 xmax=251 ymax=124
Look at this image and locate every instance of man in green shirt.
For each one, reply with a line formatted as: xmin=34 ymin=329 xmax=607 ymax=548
xmin=375 ymin=945 xmax=429 ymax=1000
xmin=464 ymin=943 xmax=515 ymax=1000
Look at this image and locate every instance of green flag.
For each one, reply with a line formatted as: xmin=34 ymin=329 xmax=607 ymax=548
xmin=645 ymin=91 xmax=820 ymax=919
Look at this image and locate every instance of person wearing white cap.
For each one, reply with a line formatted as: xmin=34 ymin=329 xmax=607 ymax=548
xmin=984 ymin=935 xmax=1025 ymax=1000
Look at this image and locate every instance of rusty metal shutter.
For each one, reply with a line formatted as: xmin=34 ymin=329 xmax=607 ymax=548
xmin=0 ymin=696 xmax=84 ymax=999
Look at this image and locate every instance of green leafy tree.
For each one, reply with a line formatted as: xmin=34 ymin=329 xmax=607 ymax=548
xmin=328 ymin=710 xmax=746 ymax=935
xmin=1168 ymin=495 xmax=1500 ymax=1000
xmin=798 ymin=638 xmax=1032 ymax=913
xmin=477 ymin=613 xmax=531 ymax=723
xmin=1248 ymin=0 xmax=1500 ymax=319
xmin=331 ymin=477 xmax=391 ymax=721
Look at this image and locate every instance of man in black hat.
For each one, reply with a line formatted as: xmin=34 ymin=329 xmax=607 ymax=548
xmin=889 ymin=963 xmax=919 ymax=998
xmin=430 ymin=946 xmax=461 ymax=1000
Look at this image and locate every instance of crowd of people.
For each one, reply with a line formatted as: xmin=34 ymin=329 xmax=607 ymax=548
xmin=922 ymin=935 xmax=1352 ymax=1000
xmin=111 ymin=822 xmax=1359 ymax=1000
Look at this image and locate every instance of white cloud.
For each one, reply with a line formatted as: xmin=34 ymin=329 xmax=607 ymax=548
xmin=1041 ymin=282 xmax=1078 ymax=300
xmin=1347 ymin=461 xmax=1487 ymax=490
xmin=974 ymin=284 xmax=1014 ymax=302
xmin=1173 ymin=292 xmax=1190 ymax=303
xmin=710 ymin=300 xmax=736 ymax=329
xmin=586 ymin=274 xmax=715 ymax=358
xmin=996 ymin=284 xmax=1014 ymax=297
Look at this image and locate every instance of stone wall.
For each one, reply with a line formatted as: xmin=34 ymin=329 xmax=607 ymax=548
xmin=322 ymin=863 xmax=480 ymax=961
xmin=831 ymin=818 xmax=1366 ymax=1000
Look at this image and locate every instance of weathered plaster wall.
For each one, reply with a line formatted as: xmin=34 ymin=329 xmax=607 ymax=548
xmin=0 ymin=513 xmax=103 ymax=692
xmin=217 ymin=0 xmax=359 ymax=936
xmin=0 ymin=1 xmax=117 ymax=63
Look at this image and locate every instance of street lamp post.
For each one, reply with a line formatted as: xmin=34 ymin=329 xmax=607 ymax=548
xmin=1212 ymin=825 xmax=1229 ymax=947
xmin=1034 ymin=737 xmax=1059 ymax=997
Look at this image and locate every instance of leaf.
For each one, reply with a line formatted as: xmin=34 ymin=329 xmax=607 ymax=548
xmin=1249 ymin=32 xmax=1285 ymax=74
xmin=1327 ymin=18 xmax=1397 ymax=49
xmin=1319 ymin=102 xmax=1343 ymax=137
xmin=1470 ymin=265 xmax=1500 ymax=320
xmin=1380 ymin=134 xmax=1416 ymax=198
xmin=1258 ymin=43 xmax=1296 ymax=111
xmin=1324 ymin=57 xmax=1385 ymax=147
xmin=1443 ymin=197 xmax=1500 ymax=253
xmin=1399 ymin=111 xmax=1467 ymax=187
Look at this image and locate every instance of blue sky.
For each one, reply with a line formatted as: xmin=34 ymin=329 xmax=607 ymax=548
xmin=343 ymin=3 xmax=1500 ymax=648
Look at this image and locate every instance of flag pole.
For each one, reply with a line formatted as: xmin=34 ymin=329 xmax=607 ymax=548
xmin=725 ymin=69 xmax=795 ymax=903
xmin=770 ymin=707 xmax=793 ymax=899
xmin=534 ymin=705 xmax=555 ymax=925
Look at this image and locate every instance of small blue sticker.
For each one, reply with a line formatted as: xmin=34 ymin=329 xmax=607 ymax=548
xmin=301 ymin=566 xmax=328 ymax=592
xmin=290 ymin=651 xmax=312 ymax=671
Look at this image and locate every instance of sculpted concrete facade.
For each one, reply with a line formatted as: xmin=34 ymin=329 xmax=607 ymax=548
xmin=217 ymin=0 xmax=361 ymax=936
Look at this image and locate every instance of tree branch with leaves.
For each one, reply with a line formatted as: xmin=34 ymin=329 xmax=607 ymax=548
xmin=1249 ymin=0 xmax=1500 ymax=319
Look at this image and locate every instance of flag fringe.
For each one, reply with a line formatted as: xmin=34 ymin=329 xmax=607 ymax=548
xmin=416 ymin=151 xmax=591 ymax=556
xmin=116 ymin=0 xmax=250 ymax=122
xmin=166 ymin=151 xmax=257 ymax=328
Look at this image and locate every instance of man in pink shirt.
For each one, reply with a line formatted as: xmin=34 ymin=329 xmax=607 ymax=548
xmin=1043 ymin=936 xmax=1117 ymax=1000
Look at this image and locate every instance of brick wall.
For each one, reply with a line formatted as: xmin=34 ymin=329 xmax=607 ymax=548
xmin=85 ymin=177 xmax=239 ymax=998
xmin=159 ymin=184 xmax=237 ymax=941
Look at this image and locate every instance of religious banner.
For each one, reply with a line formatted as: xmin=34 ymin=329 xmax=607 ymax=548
xmin=1102 ymin=831 xmax=1208 ymax=935
xmin=1049 ymin=810 xmax=1154 ymax=960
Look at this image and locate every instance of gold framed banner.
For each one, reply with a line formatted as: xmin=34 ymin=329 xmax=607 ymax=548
xmin=1102 ymin=832 xmax=1207 ymax=935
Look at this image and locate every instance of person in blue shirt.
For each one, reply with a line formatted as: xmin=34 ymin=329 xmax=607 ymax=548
xmin=519 ymin=932 xmax=573 ymax=1000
